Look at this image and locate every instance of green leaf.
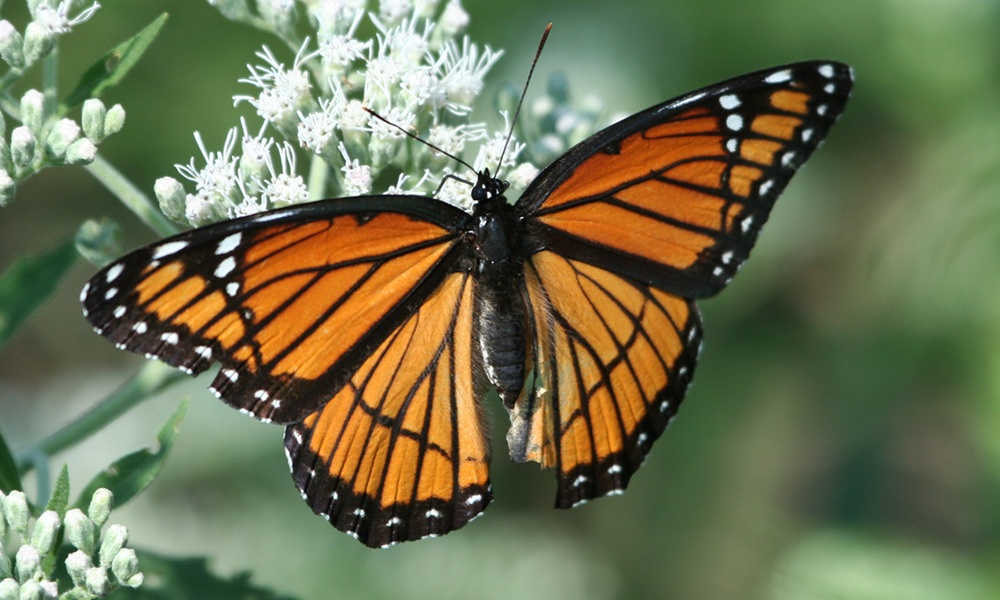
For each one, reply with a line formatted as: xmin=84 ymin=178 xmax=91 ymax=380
xmin=0 ymin=235 xmax=79 ymax=347
xmin=46 ymin=464 xmax=70 ymax=514
xmin=41 ymin=465 xmax=71 ymax=576
xmin=64 ymin=13 xmax=169 ymax=107
xmin=75 ymin=400 xmax=187 ymax=510
xmin=0 ymin=426 xmax=22 ymax=493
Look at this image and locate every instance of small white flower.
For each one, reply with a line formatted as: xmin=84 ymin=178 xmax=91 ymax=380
xmin=338 ymin=98 xmax=370 ymax=131
xmin=262 ymin=142 xmax=308 ymax=207
xmin=317 ymin=8 xmax=368 ymax=74
xmin=436 ymin=37 xmax=502 ymax=114
xmin=368 ymin=105 xmax=413 ymax=141
xmin=239 ymin=118 xmax=273 ymax=186
xmin=400 ymin=65 xmax=443 ymax=110
xmin=377 ymin=16 xmax=430 ymax=67
xmin=427 ymin=122 xmax=484 ymax=157
xmin=237 ymin=44 xmax=317 ymax=128
xmin=32 ymin=0 xmax=100 ymax=35
xmin=379 ymin=0 xmax=413 ymax=24
xmin=339 ymin=144 xmax=372 ymax=195
xmin=474 ymin=126 xmax=523 ymax=173
xmin=176 ymin=129 xmax=239 ymax=202
xmin=230 ymin=195 xmax=268 ymax=218
xmin=298 ymin=98 xmax=339 ymax=155
xmin=439 ymin=0 xmax=469 ymax=35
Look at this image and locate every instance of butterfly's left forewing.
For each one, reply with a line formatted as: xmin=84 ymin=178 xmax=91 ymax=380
xmin=82 ymin=196 xmax=470 ymax=424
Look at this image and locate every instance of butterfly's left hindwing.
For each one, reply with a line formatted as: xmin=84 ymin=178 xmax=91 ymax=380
xmin=82 ymin=196 xmax=470 ymax=424
xmin=285 ymin=272 xmax=491 ymax=548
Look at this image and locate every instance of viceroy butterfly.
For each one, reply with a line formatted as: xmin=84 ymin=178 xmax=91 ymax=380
xmin=81 ymin=60 xmax=852 ymax=548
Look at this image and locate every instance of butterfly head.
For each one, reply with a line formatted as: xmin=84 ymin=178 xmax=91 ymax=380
xmin=471 ymin=168 xmax=510 ymax=206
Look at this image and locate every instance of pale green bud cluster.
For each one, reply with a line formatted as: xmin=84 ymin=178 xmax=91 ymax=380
xmin=0 ymin=88 xmax=125 ymax=206
xmin=0 ymin=2 xmax=128 ymax=208
xmin=0 ymin=488 xmax=144 ymax=599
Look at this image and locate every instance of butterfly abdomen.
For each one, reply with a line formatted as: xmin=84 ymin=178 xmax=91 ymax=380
xmin=472 ymin=198 xmax=532 ymax=408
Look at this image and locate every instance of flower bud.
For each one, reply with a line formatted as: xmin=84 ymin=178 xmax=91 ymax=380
xmin=1 ymin=491 xmax=29 ymax=535
xmin=81 ymin=98 xmax=106 ymax=142
xmin=0 ymin=21 xmax=23 ymax=69
xmin=87 ymin=488 xmax=113 ymax=528
xmin=10 ymin=126 xmax=35 ymax=170
xmin=17 ymin=580 xmax=43 ymax=600
xmin=258 ymin=0 xmax=296 ymax=36
xmin=19 ymin=90 xmax=43 ymax=134
xmin=440 ymin=0 xmax=469 ymax=35
xmin=111 ymin=548 xmax=142 ymax=587
xmin=22 ymin=21 xmax=55 ymax=64
xmin=65 ymin=138 xmax=97 ymax=165
xmin=0 ymin=579 xmax=15 ymax=600
xmin=14 ymin=545 xmax=40 ymax=583
xmin=155 ymin=177 xmax=187 ymax=223
xmin=84 ymin=567 xmax=109 ymax=596
xmin=64 ymin=509 xmax=98 ymax=554
xmin=0 ymin=551 xmax=10 ymax=579
xmin=98 ymin=524 xmax=127 ymax=568
xmin=0 ymin=169 xmax=15 ymax=206
xmin=65 ymin=551 xmax=91 ymax=587
xmin=103 ymin=104 xmax=125 ymax=136
xmin=45 ymin=118 xmax=81 ymax=158
xmin=30 ymin=511 xmax=61 ymax=555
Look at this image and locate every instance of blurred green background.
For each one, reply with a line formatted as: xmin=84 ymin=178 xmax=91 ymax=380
xmin=3 ymin=0 xmax=1000 ymax=598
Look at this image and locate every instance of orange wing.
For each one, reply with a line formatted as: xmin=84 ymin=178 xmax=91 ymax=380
xmin=519 ymin=61 xmax=853 ymax=298
xmin=81 ymin=197 xmax=470 ymax=424
xmin=511 ymin=62 xmax=851 ymax=506
xmin=510 ymin=251 xmax=701 ymax=507
xmin=284 ymin=272 xmax=491 ymax=547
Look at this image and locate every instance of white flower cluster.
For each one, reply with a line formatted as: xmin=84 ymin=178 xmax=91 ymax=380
xmin=0 ymin=489 xmax=143 ymax=599
xmin=0 ymin=1 xmax=113 ymax=207
xmin=158 ymin=0 xmax=540 ymax=225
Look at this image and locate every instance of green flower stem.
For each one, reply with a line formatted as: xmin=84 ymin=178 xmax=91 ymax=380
xmin=15 ymin=361 xmax=185 ymax=473
xmin=0 ymin=69 xmax=21 ymax=96
xmin=84 ymin=155 xmax=179 ymax=237
xmin=43 ymin=45 xmax=58 ymax=117
xmin=306 ymin=153 xmax=328 ymax=200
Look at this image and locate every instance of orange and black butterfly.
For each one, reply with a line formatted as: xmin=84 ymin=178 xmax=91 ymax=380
xmin=81 ymin=61 xmax=852 ymax=547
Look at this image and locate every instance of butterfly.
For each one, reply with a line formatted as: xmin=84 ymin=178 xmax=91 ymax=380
xmin=81 ymin=60 xmax=852 ymax=548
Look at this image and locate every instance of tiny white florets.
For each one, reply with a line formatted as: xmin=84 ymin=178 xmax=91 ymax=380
xmin=164 ymin=0 xmax=610 ymax=228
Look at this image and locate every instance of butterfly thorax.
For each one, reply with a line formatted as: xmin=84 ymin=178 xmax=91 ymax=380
xmin=469 ymin=169 xmax=531 ymax=409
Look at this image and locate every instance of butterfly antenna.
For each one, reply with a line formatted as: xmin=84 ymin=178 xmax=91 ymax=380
xmin=364 ymin=107 xmax=478 ymax=174
xmin=496 ymin=23 xmax=553 ymax=175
